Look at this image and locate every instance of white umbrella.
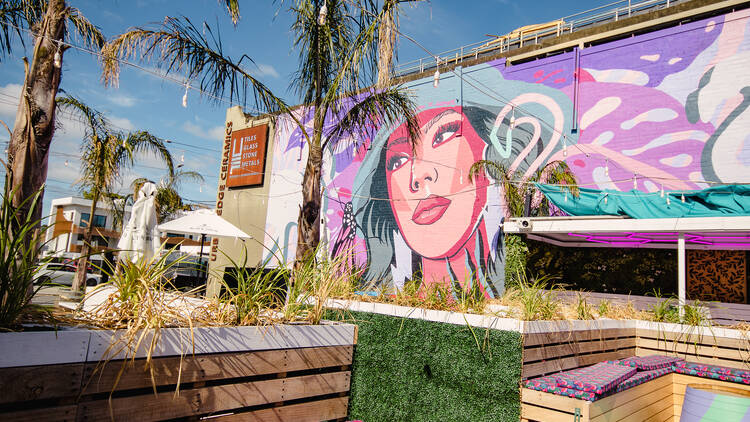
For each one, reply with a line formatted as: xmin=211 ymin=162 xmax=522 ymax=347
xmin=117 ymin=182 xmax=160 ymax=263
xmin=157 ymin=209 xmax=251 ymax=260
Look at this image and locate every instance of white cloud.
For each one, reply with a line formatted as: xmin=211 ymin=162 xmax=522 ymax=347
xmin=0 ymin=83 xmax=22 ymax=118
xmin=109 ymin=116 xmax=135 ymax=131
xmin=108 ymin=94 xmax=137 ymax=107
xmin=182 ymin=121 xmax=224 ymax=141
xmin=254 ymin=63 xmax=280 ymax=79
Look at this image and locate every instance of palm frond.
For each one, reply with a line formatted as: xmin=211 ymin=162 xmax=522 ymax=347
xmin=101 ymin=16 xmax=287 ymax=115
xmin=291 ymin=0 xmax=359 ymax=107
xmin=0 ymin=0 xmax=45 ymax=60
xmin=65 ymin=7 xmax=105 ymax=50
xmin=221 ymin=0 xmax=241 ymax=25
xmin=123 ymin=131 xmax=175 ymax=177
xmin=56 ymin=94 xmax=108 ymax=138
xmin=323 ymin=86 xmax=419 ymax=151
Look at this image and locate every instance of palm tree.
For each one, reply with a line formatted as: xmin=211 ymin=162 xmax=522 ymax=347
xmin=132 ymin=169 xmax=204 ymax=223
xmin=100 ymin=0 xmax=420 ymax=267
xmin=469 ymin=160 xmax=579 ymax=218
xmin=1 ymin=0 xmax=104 ymax=223
xmin=56 ymin=95 xmax=174 ymax=292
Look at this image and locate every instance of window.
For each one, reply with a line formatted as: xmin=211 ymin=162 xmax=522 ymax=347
xmin=80 ymin=213 xmax=106 ymax=228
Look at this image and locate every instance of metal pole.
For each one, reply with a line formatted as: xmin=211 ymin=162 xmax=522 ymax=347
xmin=677 ymin=233 xmax=686 ymax=319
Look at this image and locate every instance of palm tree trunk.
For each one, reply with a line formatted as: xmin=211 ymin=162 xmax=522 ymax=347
xmin=294 ymin=141 xmax=322 ymax=266
xmin=72 ymin=195 xmax=98 ymax=293
xmin=376 ymin=0 xmax=396 ymax=88
xmin=8 ymin=0 xmax=66 ymax=225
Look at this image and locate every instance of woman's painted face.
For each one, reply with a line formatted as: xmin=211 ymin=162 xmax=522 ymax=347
xmin=385 ymin=107 xmax=489 ymax=259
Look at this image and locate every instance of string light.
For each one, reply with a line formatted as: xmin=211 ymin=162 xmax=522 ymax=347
xmin=64 ymin=160 xmax=68 ymax=166
xmin=53 ymin=41 xmax=61 ymax=68
xmin=562 ymin=139 xmax=567 ymax=157
xmin=510 ymin=107 xmax=516 ymax=126
xmin=604 ymin=193 xmax=608 ymax=205
xmin=433 ymin=62 xmax=440 ymax=88
xmin=604 ymin=159 xmax=609 ymax=178
xmin=633 ymin=175 xmax=637 ymax=190
xmin=666 ymin=194 xmax=671 ymax=206
xmin=681 ymin=193 xmax=685 ymax=203
xmin=318 ymin=0 xmax=327 ymax=25
xmin=660 ymin=184 xmax=665 ymax=198
xmin=564 ymin=191 xmax=568 ymax=202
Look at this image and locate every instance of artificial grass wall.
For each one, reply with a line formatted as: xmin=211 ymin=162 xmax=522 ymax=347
xmin=326 ymin=310 xmax=522 ymax=421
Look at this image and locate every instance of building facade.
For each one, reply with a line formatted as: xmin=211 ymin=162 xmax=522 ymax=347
xmin=209 ymin=0 xmax=750 ymax=299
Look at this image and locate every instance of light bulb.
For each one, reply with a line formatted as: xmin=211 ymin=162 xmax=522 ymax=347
xmin=180 ymin=153 xmax=185 ymax=163
xmin=433 ymin=69 xmax=440 ymax=88
xmin=317 ymin=1 xmax=327 ymax=25
xmin=604 ymin=194 xmax=608 ymax=205
xmin=510 ymin=109 xmax=516 ymax=126
xmin=633 ymin=175 xmax=637 ymax=190
xmin=681 ymin=193 xmax=685 ymax=203
xmin=563 ymin=140 xmax=567 ymax=157
xmin=604 ymin=159 xmax=609 ymax=177
xmin=199 ymin=186 xmax=202 ymax=193
xmin=660 ymin=185 xmax=664 ymax=198
xmin=666 ymin=196 xmax=671 ymax=206
xmin=564 ymin=191 xmax=568 ymax=202
xmin=182 ymin=84 xmax=189 ymax=108
xmin=53 ymin=49 xmax=61 ymax=68
xmin=64 ymin=160 xmax=68 ymax=166
xmin=460 ymin=170 xmax=463 ymax=184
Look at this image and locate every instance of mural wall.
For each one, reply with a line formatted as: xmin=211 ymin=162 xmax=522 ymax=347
xmin=263 ymin=9 xmax=750 ymax=297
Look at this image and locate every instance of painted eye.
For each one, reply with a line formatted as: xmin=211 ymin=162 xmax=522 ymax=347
xmin=386 ymin=154 xmax=409 ymax=171
xmin=433 ymin=121 xmax=460 ymax=147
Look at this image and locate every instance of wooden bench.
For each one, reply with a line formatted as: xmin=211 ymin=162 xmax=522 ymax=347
xmin=521 ymin=372 xmax=750 ymax=421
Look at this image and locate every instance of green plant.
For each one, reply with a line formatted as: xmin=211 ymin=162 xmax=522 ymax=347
xmin=575 ymin=292 xmax=594 ymax=320
xmin=504 ymin=234 xmax=528 ymax=290
xmin=648 ymin=289 xmax=679 ymax=323
xmin=217 ymin=248 xmax=287 ymax=326
xmin=0 ymin=187 xmax=48 ymax=327
xmin=597 ymin=299 xmax=611 ymax=318
xmin=502 ymin=272 xmax=560 ymax=320
xmin=681 ymin=300 xmax=711 ymax=327
xmin=455 ymin=277 xmax=487 ymax=314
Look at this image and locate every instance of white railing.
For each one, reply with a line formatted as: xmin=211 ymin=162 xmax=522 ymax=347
xmin=393 ymin=0 xmax=680 ymax=76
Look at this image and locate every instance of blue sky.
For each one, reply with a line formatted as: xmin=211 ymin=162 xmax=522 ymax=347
xmin=0 ymin=0 xmax=607 ymax=216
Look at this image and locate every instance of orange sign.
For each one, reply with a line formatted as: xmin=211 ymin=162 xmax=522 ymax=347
xmin=226 ymin=124 xmax=268 ymax=187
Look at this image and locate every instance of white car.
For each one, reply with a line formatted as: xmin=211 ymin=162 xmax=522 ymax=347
xmin=35 ymin=262 xmax=102 ymax=286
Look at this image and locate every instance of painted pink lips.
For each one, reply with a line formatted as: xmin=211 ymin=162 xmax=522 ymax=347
xmin=412 ymin=195 xmax=451 ymax=225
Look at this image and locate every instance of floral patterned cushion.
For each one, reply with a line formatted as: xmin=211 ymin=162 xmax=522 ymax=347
xmin=614 ymin=366 xmax=674 ymax=392
xmin=524 ymin=376 xmax=599 ymax=401
xmin=555 ymin=362 xmax=637 ymax=395
xmin=618 ymin=355 xmax=683 ymax=371
xmin=674 ymin=361 xmax=750 ymax=385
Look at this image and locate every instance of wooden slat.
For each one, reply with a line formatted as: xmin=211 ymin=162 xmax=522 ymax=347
xmin=521 ymin=403 xmax=583 ymax=422
xmin=641 ymin=403 xmax=674 ymax=422
xmin=521 ymin=388 xmax=590 ymax=415
xmin=523 ymin=328 xmax=636 ymax=347
xmin=0 ymin=405 xmax=77 ymax=422
xmin=0 ymin=363 xmax=83 ymax=404
xmin=589 ymin=373 xmax=673 ymax=418
xmin=77 ymin=371 xmax=351 ymax=421
xmin=590 ymin=376 xmax=672 ymax=422
xmin=214 ymin=397 xmax=349 ymax=421
xmin=637 ymin=329 xmax=750 ymax=350
xmin=522 ymin=348 xmax=634 ymax=378
xmin=82 ymin=346 xmax=353 ymax=394
xmin=636 ymin=337 xmax=749 ymax=362
xmin=524 ymin=337 xmax=635 ymax=363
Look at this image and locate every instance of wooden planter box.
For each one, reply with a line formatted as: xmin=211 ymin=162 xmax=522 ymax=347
xmin=0 ymin=323 xmax=357 ymax=421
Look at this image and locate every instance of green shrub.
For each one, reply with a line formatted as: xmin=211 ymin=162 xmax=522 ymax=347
xmin=0 ymin=187 xmax=48 ymax=327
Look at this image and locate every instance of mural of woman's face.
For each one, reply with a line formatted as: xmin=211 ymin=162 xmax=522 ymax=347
xmin=385 ymin=107 xmax=489 ymax=259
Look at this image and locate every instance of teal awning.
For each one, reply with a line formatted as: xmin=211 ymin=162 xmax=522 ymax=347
xmin=537 ymin=183 xmax=750 ymax=219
